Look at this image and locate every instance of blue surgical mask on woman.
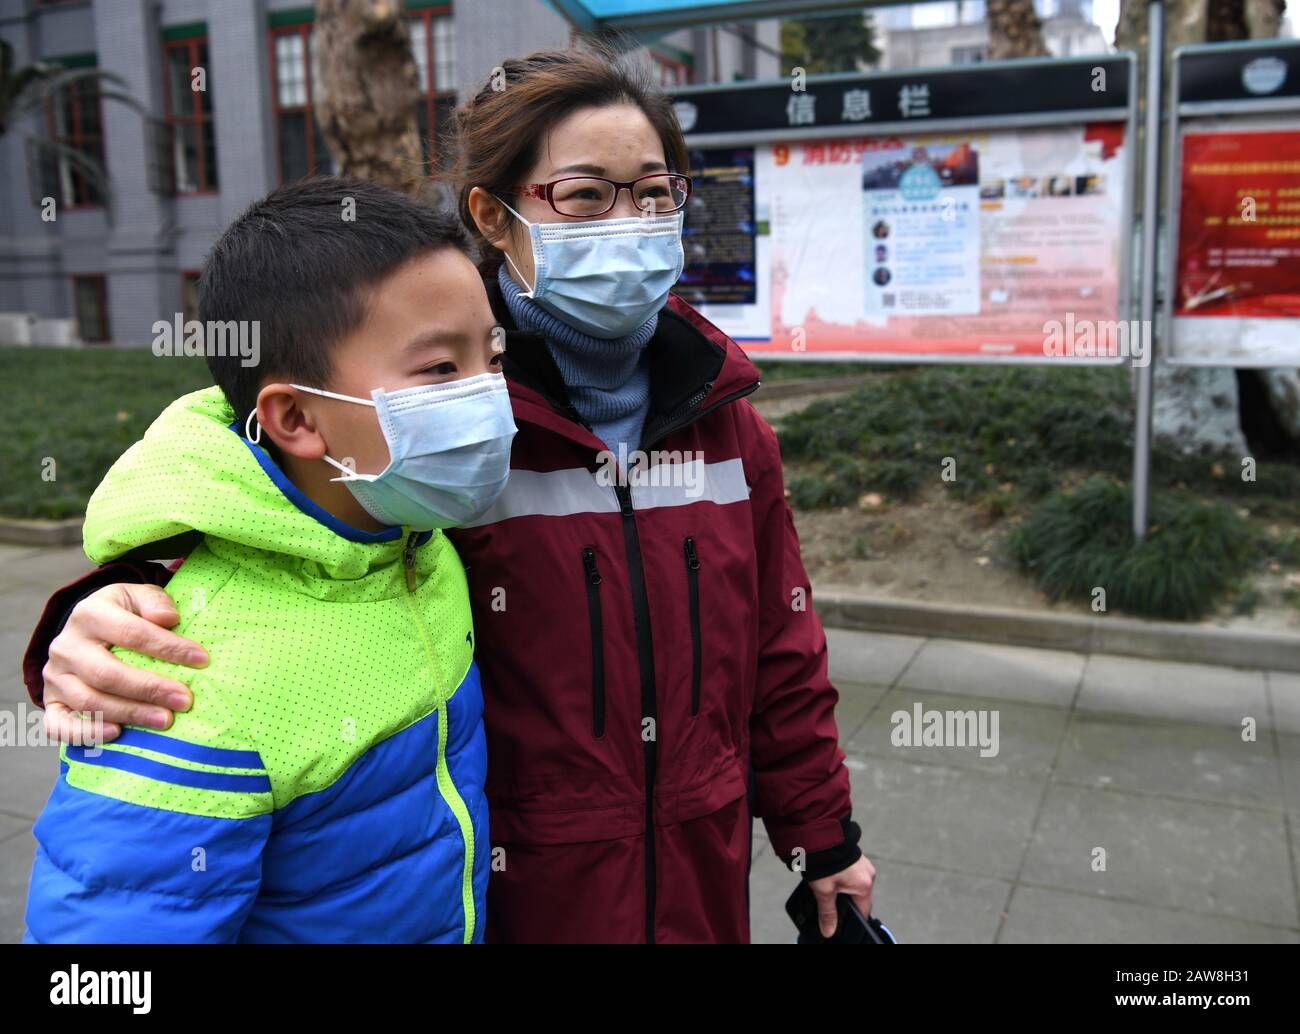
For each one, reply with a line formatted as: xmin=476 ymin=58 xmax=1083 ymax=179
xmin=279 ymin=372 xmax=517 ymax=531
xmin=495 ymin=196 xmax=685 ymax=339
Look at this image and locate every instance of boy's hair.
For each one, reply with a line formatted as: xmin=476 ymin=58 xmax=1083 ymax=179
xmin=199 ymin=176 xmax=471 ymax=420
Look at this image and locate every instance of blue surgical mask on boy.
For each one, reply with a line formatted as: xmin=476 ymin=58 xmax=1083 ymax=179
xmin=285 ymin=372 xmax=516 ymax=531
xmin=495 ymin=196 xmax=685 ymax=339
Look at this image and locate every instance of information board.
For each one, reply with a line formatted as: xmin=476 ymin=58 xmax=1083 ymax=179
xmin=1166 ymin=40 xmax=1300 ymax=367
xmin=672 ymin=56 xmax=1137 ymax=363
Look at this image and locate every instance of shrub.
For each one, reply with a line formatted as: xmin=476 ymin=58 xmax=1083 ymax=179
xmin=1008 ymin=479 xmax=1257 ymax=620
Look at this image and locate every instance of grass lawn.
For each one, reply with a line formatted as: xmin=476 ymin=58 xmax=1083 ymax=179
xmin=3 ymin=346 xmax=213 ymax=520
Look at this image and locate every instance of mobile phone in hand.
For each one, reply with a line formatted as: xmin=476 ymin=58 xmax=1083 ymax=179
xmin=785 ymin=880 xmax=896 ymax=944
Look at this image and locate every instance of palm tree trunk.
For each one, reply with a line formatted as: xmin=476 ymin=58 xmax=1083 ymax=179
xmin=987 ymin=0 xmax=1051 ymax=60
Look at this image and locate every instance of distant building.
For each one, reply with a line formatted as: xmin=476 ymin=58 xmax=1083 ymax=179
xmin=876 ymin=0 xmax=1109 ymax=70
xmin=0 ymin=0 xmax=777 ymax=345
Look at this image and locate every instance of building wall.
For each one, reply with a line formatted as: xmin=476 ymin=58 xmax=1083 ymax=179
xmin=0 ymin=1 xmax=783 ymax=344
xmin=0 ymin=0 xmax=571 ymax=345
xmin=879 ymin=14 xmax=1108 ymax=71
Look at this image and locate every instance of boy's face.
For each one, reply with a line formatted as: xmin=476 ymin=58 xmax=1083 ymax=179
xmin=304 ymin=247 xmax=503 ymax=479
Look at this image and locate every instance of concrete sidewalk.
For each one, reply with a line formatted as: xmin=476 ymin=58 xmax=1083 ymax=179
xmin=3 ymin=543 xmax=1299 ymax=943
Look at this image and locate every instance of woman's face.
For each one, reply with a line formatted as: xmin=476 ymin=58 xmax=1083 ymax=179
xmin=473 ymin=102 xmax=670 ymax=290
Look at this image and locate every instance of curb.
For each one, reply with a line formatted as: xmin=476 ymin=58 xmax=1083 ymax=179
xmin=0 ymin=517 xmax=83 ymax=547
xmin=814 ymin=592 xmax=1300 ymax=674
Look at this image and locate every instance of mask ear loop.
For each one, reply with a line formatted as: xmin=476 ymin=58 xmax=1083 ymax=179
xmin=288 ymin=383 xmax=379 ymax=482
xmin=244 ymin=408 xmax=262 ymax=445
xmin=491 ymin=195 xmax=540 ymax=297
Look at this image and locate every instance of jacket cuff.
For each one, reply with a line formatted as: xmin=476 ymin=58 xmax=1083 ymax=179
xmin=23 ymin=559 xmax=173 ymax=708
xmin=776 ymin=816 xmax=862 ymax=882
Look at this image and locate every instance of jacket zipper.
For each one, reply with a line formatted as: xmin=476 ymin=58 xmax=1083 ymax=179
xmin=399 ymin=528 xmax=477 ymax=944
xmin=582 ymin=548 xmax=606 ymax=738
xmin=614 ymin=383 xmax=757 ymax=943
xmin=612 ymin=481 xmax=659 ymax=944
xmin=641 ymin=381 xmax=760 ymax=451
xmin=683 ymin=537 xmax=702 ymax=718
xmin=545 ymin=372 xmax=758 ymax=942
xmin=403 ymin=530 xmax=420 ymax=592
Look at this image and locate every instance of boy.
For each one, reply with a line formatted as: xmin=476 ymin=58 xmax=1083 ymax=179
xmin=24 ymin=178 xmax=515 ymax=943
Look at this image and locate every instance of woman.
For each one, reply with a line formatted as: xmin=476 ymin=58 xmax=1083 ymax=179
xmin=29 ymin=47 xmax=874 ymax=943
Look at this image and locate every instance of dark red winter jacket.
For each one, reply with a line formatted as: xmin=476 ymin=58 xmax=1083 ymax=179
xmin=25 ymin=282 xmax=859 ymax=944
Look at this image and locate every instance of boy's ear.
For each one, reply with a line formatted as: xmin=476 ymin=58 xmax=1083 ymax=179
xmin=255 ymin=383 xmax=327 ymax=461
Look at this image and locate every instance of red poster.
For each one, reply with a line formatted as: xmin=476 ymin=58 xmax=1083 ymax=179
xmin=1175 ymin=130 xmax=1300 ymax=319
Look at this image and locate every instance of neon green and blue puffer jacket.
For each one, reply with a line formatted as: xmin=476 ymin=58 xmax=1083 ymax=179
xmin=25 ymin=385 xmax=488 ymax=943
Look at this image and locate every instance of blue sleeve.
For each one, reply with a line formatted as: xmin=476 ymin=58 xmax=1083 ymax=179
xmin=25 ymin=756 xmax=273 ymax=944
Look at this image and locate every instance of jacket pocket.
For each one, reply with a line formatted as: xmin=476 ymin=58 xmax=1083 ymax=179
xmin=683 ymin=536 xmax=702 ymax=717
xmin=582 ymin=547 xmax=606 ymax=738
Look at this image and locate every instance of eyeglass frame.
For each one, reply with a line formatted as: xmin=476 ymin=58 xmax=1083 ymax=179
xmin=510 ymin=173 xmax=693 ymax=217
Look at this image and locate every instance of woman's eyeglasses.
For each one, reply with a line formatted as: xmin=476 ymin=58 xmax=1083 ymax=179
xmin=512 ymin=173 xmax=692 ymax=218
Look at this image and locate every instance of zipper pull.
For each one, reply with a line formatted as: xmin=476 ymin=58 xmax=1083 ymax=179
xmin=684 ymin=537 xmax=700 ymax=570
xmin=582 ymin=547 xmax=602 ymax=585
xmin=403 ymin=530 xmax=420 ymax=593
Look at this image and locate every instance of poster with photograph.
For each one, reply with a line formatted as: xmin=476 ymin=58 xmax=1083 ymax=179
xmin=1169 ymin=124 xmax=1300 ymax=366
xmin=861 ymin=141 xmax=980 ymax=316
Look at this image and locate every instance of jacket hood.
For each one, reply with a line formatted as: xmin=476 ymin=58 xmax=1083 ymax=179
xmin=83 ymin=385 xmax=417 ymax=578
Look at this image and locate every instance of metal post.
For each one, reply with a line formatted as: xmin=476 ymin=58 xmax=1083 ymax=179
xmin=1132 ymin=0 xmax=1164 ymax=541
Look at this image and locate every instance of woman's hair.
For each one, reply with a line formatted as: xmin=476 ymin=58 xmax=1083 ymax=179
xmin=442 ymin=42 xmax=690 ymax=276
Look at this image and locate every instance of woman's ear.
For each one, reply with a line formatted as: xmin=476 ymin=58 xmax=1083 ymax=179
xmin=467 ymin=186 xmax=508 ymax=246
xmin=254 ymin=383 xmax=327 ymax=462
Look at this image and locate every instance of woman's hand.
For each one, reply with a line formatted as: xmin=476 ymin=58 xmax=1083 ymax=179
xmin=42 ymin=583 xmax=207 ymax=744
xmin=808 ymin=854 xmax=877 ymax=937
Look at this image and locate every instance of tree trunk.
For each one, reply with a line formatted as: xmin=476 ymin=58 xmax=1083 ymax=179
xmin=987 ymin=0 xmax=1051 ymax=60
xmin=314 ymin=0 xmax=423 ymax=193
xmin=1117 ymin=0 xmax=1298 ymax=456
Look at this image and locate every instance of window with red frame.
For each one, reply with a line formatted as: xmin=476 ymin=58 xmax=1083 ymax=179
xmin=269 ymin=24 xmax=334 ymax=183
xmin=162 ymin=36 xmax=218 ymax=194
xmin=408 ymin=5 xmax=455 ymax=172
xmin=72 ymin=275 xmax=109 ymax=342
xmin=47 ymin=61 xmax=106 ymax=208
xmin=649 ymin=51 xmax=692 ymax=88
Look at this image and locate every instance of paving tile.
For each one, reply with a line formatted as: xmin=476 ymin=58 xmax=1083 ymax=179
xmin=1278 ymin=733 xmax=1300 ymax=815
xmin=1078 ymin=654 xmax=1269 ymax=730
xmin=825 ymin=628 xmax=924 ymax=689
xmin=0 ymin=737 xmax=61 ymax=821
xmin=1056 ymin=711 xmax=1285 ymax=808
xmin=830 ymin=680 xmax=890 ymax=742
xmin=1268 ymin=672 xmax=1300 ymax=737
xmin=0 ymin=825 xmax=35 ymax=946
xmin=0 ymin=545 xmax=93 ymax=592
xmin=1020 ymin=782 xmax=1297 ymax=928
xmin=898 ymin=638 xmax=1083 ymax=707
xmin=1001 ymin=883 xmax=1300 ymax=944
xmin=748 ymin=834 xmax=799 ymax=945
xmin=847 ymin=687 xmax=1068 ymax=778
xmin=844 ymin=752 xmax=1048 ymax=880
xmin=850 ymin=858 xmax=1009 ymax=944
